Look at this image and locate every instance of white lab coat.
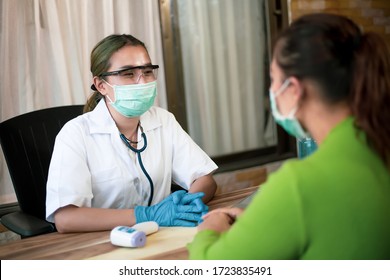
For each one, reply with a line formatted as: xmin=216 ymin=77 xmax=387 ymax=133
xmin=46 ymin=101 xmax=218 ymax=222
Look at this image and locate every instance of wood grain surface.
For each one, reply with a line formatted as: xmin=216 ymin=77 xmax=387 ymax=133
xmin=0 ymin=186 xmax=259 ymax=260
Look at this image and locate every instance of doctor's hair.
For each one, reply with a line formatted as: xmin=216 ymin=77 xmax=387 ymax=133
xmin=274 ymin=13 xmax=390 ymax=166
xmin=84 ymin=34 xmax=148 ymax=113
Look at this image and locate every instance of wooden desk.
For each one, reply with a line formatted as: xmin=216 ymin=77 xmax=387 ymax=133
xmin=0 ymin=186 xmax=258 ymax=260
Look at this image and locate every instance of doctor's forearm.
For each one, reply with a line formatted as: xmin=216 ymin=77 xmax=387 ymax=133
xmin=54 ymin=205 xmax=136 ymax=233
xmin=189 ymin=174 xmax=217 ymax=203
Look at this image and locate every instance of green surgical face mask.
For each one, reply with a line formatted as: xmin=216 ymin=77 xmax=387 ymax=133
xmin=105 ymin=81 xmax=157 ymax=118
xmin=269 ymin=79 xmax=309 ymax=139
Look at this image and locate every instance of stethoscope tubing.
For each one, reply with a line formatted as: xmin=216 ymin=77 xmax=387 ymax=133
xmin=120 ymin=132 xmax=154 ymax=206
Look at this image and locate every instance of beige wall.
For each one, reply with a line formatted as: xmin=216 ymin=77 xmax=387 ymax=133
xmin=289 ymin=0 xmax=390 ymax=46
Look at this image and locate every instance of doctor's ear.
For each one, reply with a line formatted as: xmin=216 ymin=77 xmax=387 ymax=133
xmin=93 ymin=76 xmax=108 ymax=94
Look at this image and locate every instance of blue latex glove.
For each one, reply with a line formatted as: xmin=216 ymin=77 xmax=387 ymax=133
xmin=135 ymin=191 xmax=207 ymax=227
xmin=177 ymin=191 xmax=209 ymax=217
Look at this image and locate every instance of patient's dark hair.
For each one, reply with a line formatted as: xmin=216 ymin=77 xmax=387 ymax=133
xmin=274 ymin=13 xmax=390 ymax=166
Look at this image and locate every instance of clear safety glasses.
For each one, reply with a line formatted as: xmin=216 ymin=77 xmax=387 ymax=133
xmin=101 ymin=65 xmax=159 ymax=84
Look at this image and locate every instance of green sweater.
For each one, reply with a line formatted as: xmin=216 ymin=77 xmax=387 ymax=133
xmin=188 ymin=117 xmax=390 ymax=259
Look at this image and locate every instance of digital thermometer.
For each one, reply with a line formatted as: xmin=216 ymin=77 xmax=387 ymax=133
xmin=132 ymin=221 xmax=159 ymax=235
xmin=110 ymin=221 xmax=159 ymax=248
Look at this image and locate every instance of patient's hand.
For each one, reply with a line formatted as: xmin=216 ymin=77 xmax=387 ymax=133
xmin=197 ymin=207 xmax=244 ymax=233
xmin=202 ymin=207 xmax=243 ymax=221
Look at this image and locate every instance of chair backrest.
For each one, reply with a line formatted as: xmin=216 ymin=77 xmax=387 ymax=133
xmin=0 ymin=105 xmax=84 ymax=220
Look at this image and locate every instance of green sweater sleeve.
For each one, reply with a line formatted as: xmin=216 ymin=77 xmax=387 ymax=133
xmin=188 ymin=162 xmax=307 ymax=259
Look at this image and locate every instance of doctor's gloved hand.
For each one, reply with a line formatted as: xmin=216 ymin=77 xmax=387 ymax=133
xmin=171 ymin=190 xmax=210 ymax=223
xmin=134 ymin=191 xmax=206 ymax=227
xmin=174 ymin=191 xmax=209 ymax=217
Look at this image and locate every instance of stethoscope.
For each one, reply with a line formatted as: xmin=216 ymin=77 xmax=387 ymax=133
xmin=120 ymin=124 xmax=154 ymax=206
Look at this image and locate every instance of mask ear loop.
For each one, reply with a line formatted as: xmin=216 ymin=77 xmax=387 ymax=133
xmin=287 ymin=82 xmax=306 ymax=119
xmin=105 ymin=95 xmax=114 ymax=103
xmin=286 ymin=84 xmax=310 ymax=138
xmin=273 ymin=79 xmax=301 ymax=119
xmin=101 ymin=79 xmax=116 ymax=103
xmin=273 ymin=79 xmax=291 ymax=98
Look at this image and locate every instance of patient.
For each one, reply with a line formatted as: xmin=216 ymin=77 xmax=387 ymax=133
xmin=188 ymin=13 xmax=390 ymax=259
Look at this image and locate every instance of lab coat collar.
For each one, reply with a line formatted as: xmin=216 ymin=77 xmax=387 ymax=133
xmin=88 ymin=100 xmax=117 ymax=135
xmin=87 ymin=100 xmax=161 ymax=135
xmin=139 ymin=106 xmax=162 ymax=132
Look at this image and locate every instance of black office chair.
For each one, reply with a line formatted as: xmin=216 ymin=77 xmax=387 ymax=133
xmin=0 ymin=105 xmax=84 ymax=238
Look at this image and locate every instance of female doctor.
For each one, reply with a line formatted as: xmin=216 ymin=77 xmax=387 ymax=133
xmin=46 ymin=34 xmax=218 ymax=233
